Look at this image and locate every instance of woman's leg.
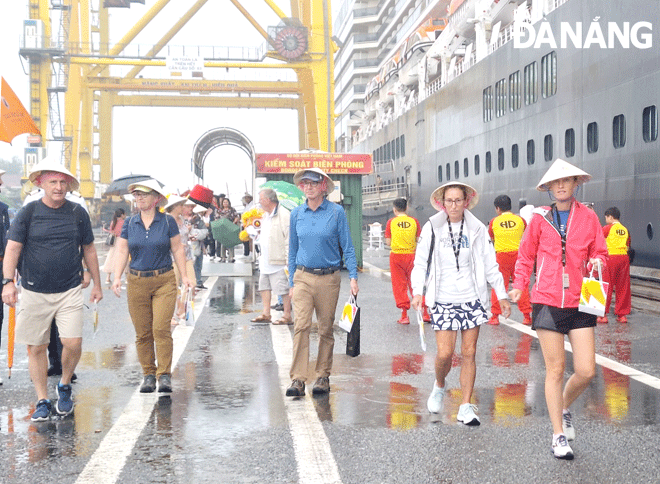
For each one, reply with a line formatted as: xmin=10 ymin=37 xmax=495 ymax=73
xmin=564 ymin=326 xmax=596 ymax=408
xmin=536 ymin=328 xmax=567 ymax=435
xmin=434 ymin=330 xmax=458 ymax=387
xmin=459 ymin=326 xmax=480 ymax=404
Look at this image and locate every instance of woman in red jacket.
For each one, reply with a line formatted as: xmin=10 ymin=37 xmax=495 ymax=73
xmin=510 ymin=159 xmax=608 ymax=460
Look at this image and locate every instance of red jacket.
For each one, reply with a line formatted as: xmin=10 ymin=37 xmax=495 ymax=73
xmin=513 ymin=200 xmax=608 ymax=308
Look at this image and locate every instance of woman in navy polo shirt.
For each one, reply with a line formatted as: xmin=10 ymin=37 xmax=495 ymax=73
xmin=112 ymin=179 xmax=193 ymax=393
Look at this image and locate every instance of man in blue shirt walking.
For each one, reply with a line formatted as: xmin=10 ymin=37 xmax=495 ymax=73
xmin=287 ymin=168 xmax=359 ymax=397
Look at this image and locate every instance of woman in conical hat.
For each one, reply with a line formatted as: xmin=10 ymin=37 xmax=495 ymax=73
xmin=509 ymin=158 xmax=608 ymax=460
xmin=411 ymin=182 xmax=510 ymax=426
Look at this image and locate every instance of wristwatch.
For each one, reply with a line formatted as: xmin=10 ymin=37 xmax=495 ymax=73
xmin=2 ymin=278 xmax=14 ymax=285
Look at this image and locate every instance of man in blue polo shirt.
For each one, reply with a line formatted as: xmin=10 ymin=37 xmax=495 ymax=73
xmin=286 ymin=168 xmax=359 ymax=397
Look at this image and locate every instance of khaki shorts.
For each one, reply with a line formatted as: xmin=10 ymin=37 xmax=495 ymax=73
xmin=174 ymin=260 xmax=196 ymax=286
xmin=259 ymin=269 xmax=289 ymax=296
xmin=15 ymin=285 xmax=84 ymax=346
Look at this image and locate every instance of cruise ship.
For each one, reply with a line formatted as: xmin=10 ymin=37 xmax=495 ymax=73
xmin=333 ymin=0 xmax=660 ymax=268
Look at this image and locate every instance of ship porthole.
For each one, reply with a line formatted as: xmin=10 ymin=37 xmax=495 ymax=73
xmin=647 ymin=223 xmax=654 ymax=240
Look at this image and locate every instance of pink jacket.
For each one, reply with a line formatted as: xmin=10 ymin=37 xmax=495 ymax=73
xmin=513 ymin=200 xmax=608 ymax=308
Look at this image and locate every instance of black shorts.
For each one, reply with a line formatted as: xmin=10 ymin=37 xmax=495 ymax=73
xmin=531 ymin=304 xmax=597 ymax=335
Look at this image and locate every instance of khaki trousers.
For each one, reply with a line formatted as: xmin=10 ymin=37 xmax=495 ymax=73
xmin=290 ymin=270 xmax=341 ymax=382
xmin=127 ymin=270 xmax=177 ymax=377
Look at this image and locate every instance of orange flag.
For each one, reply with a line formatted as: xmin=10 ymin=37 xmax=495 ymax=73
xmin=0 ymin=77 xmax=41 ymax=144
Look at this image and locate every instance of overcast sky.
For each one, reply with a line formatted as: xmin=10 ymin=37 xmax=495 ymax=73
xmin=0 ymin=0 xmax=333 ymax=200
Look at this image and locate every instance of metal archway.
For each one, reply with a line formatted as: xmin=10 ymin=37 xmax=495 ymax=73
xmin=191 ymin=127 xmax=256 ymax=193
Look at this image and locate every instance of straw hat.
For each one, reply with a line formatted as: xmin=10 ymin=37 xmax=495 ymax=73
xmin=164 ymin=194 xmax=187 ymax=212
xmin=28 ymin=157 xmax=80 ymax=191
xmin=536 ymin=158 xmax=592 ymax=191
xmin=293 ymin=167 xmax=335 ymax=194
xmin=430 ymin=182 xmax=479 ymax=211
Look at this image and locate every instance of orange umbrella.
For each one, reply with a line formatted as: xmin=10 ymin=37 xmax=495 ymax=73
xmin=1 ymin=77 xmax=41 ymax=144
xmin=8 ymin=305 xmax=15 ymax=378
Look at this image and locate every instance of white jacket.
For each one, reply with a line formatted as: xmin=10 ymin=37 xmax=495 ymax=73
xmin=411 ymin=209 xmax=507 ymax=309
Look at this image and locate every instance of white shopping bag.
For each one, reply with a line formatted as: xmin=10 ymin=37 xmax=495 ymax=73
xmin=338 ymin=294 xmax=358 ymax=332
xmin=578 ymin=265 xmax=609 ymax=317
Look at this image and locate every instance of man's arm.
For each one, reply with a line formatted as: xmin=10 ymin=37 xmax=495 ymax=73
xmin=83 ymin=242 xmax=103 ymax=303
xmin=1 ymin=240 xmax=23 ymax=307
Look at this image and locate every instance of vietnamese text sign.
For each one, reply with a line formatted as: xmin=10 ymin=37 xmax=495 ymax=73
xmin=166 ymin=56 xmax=204 ymax=77
xmin=256 ymin=153 xmax=372 ymax=174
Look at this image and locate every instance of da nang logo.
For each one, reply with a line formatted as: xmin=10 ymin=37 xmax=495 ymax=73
xmin=514 ymin=19 xmax=653 ymax=49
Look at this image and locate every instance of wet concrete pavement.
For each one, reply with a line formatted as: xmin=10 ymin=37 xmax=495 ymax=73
xmin=1 ymin=244 xmax=660 ymax=483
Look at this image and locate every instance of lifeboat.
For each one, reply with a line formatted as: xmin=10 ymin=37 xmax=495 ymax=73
xmin=364 ymin=75 xmax=381 ymax=117
xmin=378 ymin=55 xmax=400 ymax=104
xmin=399 ymin=18 xmax=448 ymax=86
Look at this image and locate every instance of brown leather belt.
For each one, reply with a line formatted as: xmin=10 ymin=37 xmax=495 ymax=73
xmin=129 ymin=267 xmax=173 ymax=277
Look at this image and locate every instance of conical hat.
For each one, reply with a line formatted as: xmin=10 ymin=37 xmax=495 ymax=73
xmin=537 ymin=159 xmax=591 ymax=191
xmin=430 ymin=182 xmax=479 ymax=211
xmin=28 ymin=157 xmax=80 ymax=191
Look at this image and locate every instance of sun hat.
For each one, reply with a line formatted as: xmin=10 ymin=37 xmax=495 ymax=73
xmin=293 ymin=167 xmax=335 ymax=194
xmin=164 ymin=194 xmax=187 ymax=212
xmin=193 ymin=204 xmax=207 ymax=213
xmin=536 ymin=158 xmax=592 ymax=191
xmin=430 ymin=182 xmax=479 ymax=211
xmin=28 ymin=157 xmax=80 ymax=191
xmin=127 ymin=178 xmax=165 ymax=197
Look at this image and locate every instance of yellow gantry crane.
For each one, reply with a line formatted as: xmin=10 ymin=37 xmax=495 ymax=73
xmin=20 ymin=0 xmax=336 ymax=200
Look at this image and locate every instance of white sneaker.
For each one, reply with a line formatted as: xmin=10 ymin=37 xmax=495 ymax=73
xmin=457 ymin=403 xmax=480 ymax=426
xmin=562 ymin=410 xmax=576 ymax=441
xmin=427 ymin=382 xmax=445 ymax=413
xmin=552 ymin=434 xmax=574 ymax=460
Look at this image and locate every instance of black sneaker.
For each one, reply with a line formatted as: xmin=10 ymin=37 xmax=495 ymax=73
xmin=55 ymin=383 xmax=74 ymax=415
xmin=31 ymin=399 xmax=53 ymax=422
xmin=140 ymin=374 xmax=157 ymax=393
xmin=312 ymin=377 xmax=330 ymax=395
xmin=286 ymin=379 xmax=305 ymax=397
xmin=196 ymin=284 xmax=207 ymax=290
xmin=158 ymin=374 xmax=172 ymax=393
xmin=273 ymin=303 xmax=284 ymax=311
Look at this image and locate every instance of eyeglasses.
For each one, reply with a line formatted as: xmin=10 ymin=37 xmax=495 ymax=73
xmin=132 ymin=191 xmax=152 ymax=199
xmin=299 ymin=180 xmax=321 ymax=187
xmin=443 ymin=198 xmax=465 ymax=206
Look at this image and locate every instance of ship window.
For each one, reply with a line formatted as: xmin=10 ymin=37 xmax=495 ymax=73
xmin=483 ymin=86 xmax=493 ymax=122
xmin=512 ymin=144 xmax=519 ymax=168
xmin=527 ymin=140 xmax=535 ymax=165
xmin=395 ymin=137 xmax=400 ymax=158
xmin=437 ymin=166 xmax=443 ymax=182
xmin=385 ymin=143 xmax=390 ymax=161
xmin=544 ymin=134 xmax=553 ymax=161
xmin=464 ymin=157 xmax=469 ymax=177
xmin=524 ymin=61 xmax=537 ymax=105
xmin=509 ymin=70 xmax=521 ymax=112
xmin=400 ymin=135 xmax=405 ymax=156
xmin=495 ymin=79 xmax=507 ymax=117
xmin=565 ymin=129 xmax=575 ymax=157
xmin=474 ymin=155 xmax=480 ymax=175
xmin=497 ymin=148 xmax=505 ymax=171
xmin=613 ymin=114 xmax=626 ymax=149
xmin=643 ymin=105 xmax=658 ymax=142
xmin=486 ymin=151 xmax=492 ymax=173
xmin=541 ymin=51 xmax=557 ymax=98
xmin=391 ymin=140 xmax=396 ymax=159
xmin=446 ymin=163 xmax=451 ymax=181
xmin=587 ymin=122 xmax=599 ymax=153
xmin=373 ymin=150 xmax=377 ymax=163
xmin=453 ymin=160 xmax=458 ymax=179
xmin=418 ymin=171 xmax=422 ymax=186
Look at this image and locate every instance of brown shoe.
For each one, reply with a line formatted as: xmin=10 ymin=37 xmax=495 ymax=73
xmin=312 ymin=376 xmax=330 ymax=395
xmin=286 ymin=379 xmax=305 ymax=397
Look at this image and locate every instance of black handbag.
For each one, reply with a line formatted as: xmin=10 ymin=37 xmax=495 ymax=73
xmin=105 ymin=233 xmax=116 ymax=246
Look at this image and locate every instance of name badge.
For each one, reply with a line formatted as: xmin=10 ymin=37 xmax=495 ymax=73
xmin=563 ymin=271 xmax=570 ymax=289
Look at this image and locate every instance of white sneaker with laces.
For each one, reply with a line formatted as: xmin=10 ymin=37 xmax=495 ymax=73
xmin=427 ymin=382 xmax=445 ymax=413
xmin=552 ymin=434 xmax=574 ymax=460
xmin=457 ymin=403 xmax=480 ymax=426
xmin=562 ymin=410 xmax=575 ymax=441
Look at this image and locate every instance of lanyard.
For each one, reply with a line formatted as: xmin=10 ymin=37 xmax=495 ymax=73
xmin=447 ymin=217 xmax=464 ymax=272
xmin=551 ymin=205 xmax=568 ymax=267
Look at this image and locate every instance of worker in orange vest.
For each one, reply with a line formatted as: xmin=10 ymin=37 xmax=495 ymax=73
xmin=599 ymin=207 xmax=631 ymax=324
xmin=488 ymin=195 xmax=532 ymax=325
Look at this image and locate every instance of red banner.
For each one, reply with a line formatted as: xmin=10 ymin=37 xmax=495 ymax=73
xmin=256 ymin=153 xmax=372 ymax=175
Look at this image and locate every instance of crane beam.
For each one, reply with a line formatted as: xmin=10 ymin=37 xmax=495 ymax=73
xmin=88 ymin=78 xmax=302 ymax=94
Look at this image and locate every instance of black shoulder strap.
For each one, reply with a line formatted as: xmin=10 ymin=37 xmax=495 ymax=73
xmin=423 ymin=228 xmax=435 ymax=297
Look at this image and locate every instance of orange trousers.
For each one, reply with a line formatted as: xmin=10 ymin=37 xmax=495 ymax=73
xmin=491 ymin=251 xmax=531 ymax=317
xmin=604 ymin=254 xmax=631 ymax=316
xmin=390 ymin=252 xmax=415 ymax=310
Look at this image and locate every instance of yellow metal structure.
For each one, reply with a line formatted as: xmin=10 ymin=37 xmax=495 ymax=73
xmin=24 ymin=0 xmax=336 ymax=199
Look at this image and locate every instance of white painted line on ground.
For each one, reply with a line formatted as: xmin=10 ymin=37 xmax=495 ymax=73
xmin=366 ymin=260 xmax=660 ymax=390
xmin=270 ymin=324 xmax=343 ymax=484
xmin=75 ymin=277 xmax=217 ymax=484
